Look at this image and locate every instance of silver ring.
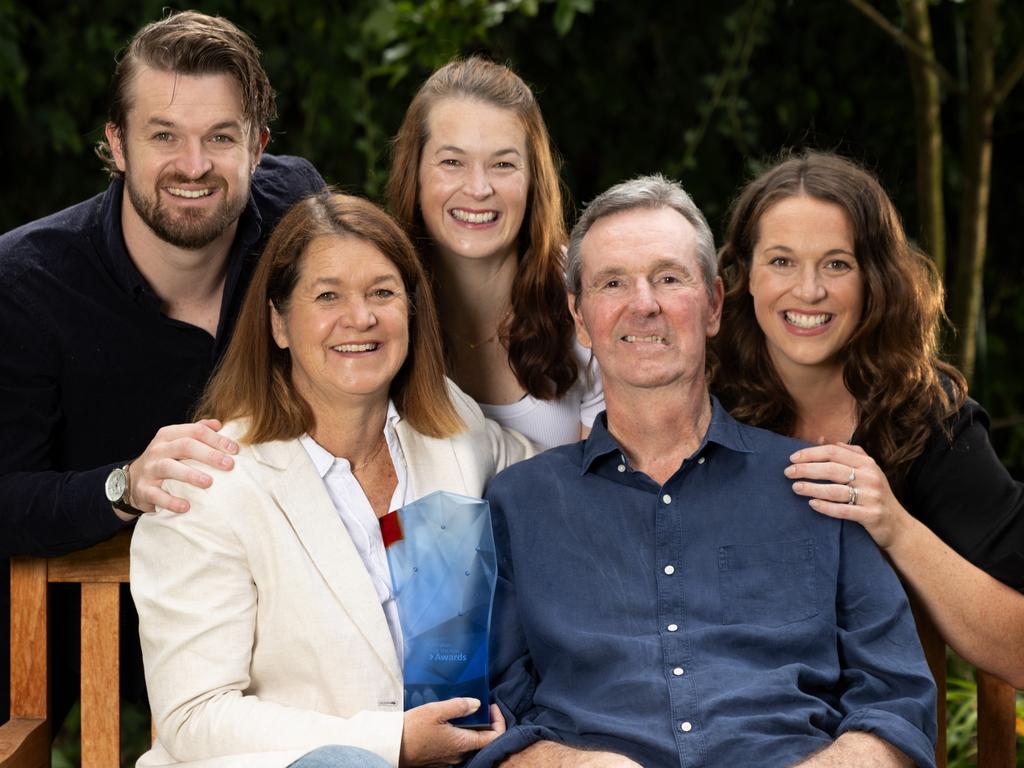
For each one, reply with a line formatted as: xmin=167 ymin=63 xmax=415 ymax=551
xmin=847 ymin=467 xmax=856 ymax=484
xmin=847 ymin=485 xmax=858 ymax=505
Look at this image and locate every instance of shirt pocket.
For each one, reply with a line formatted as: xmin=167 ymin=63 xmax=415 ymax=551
xmin=718 ymin=538 xmax=818 ymax=627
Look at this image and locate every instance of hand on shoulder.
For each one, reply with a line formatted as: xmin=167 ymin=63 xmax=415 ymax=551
xmin=126 ymin=418 xmax=239 ymax=515
xmin=785 ymin=442 xmax=912 ymax=550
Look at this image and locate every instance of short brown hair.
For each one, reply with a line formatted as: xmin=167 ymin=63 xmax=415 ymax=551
xmin=385 ymin=56 xmax=578 ymax=400
xmin=711 ymin=151 xmax=966 ymax=492
xmin=196 ymin=189 xmax=463 ymax=443
xmin=95 ymin=10 xmax=276 ymax=175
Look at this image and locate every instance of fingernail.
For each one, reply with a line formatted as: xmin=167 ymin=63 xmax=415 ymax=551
xmin=465 ymin=698 xmax=481 ymax=711
xmin=784 ymin=466 xmax=795 ymax=476
xmin=225 ymin=441 xmax=239 ymax=454
xmin=221 ymin=456 xmax=234 ymax=469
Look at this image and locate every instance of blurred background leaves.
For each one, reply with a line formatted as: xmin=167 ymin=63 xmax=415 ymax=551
xmin=7 ymin=0 xmax=1017 ymax=473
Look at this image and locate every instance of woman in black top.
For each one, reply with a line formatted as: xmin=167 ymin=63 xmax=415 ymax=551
xmin=711 ymin=151 xmax=1024 ymax=686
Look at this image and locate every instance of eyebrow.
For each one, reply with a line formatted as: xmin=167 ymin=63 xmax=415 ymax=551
xmin=587 ymin=259 xmax=694 ymax=285
xmin=761 ymin=243 xmax=856 ymax=257
xmin=649 ymin=258 xmax=694 ymax=275
xmin=432 ymin=145 xmax=524 ymax=159
xmin=309 ymin=274 xmax=401 ymax=289
xmin=143 ymin=117 xmax=245 ymax=133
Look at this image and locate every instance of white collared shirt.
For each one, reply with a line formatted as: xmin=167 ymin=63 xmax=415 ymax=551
xmin=299 ymin=401 xmax=409 ymax=661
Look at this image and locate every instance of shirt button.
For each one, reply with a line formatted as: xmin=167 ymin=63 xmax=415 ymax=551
xmin=673 ymin=667 xmax=685 ymax=676
xmin=662 ymin=494 xmax=672 ymax=504
xmin=697 ymin=456 xmax=706 ymax=465
xmin=680 ymin=721 xmax=693 ymax=733
xmin=663 ymin=565 xmax=675 ymax=575
xmin=617 ymin=464 xmax=626 ymax=473
xmin=667 ymin=623 xmax=678 ymax=632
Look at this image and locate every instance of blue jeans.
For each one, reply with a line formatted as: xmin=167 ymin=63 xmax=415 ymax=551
xmin=287 ymin=745 xmax=391 ymax=768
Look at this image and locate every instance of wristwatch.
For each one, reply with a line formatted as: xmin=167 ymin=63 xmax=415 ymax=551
xmin=105 ymin=463 xmax=142 ymax=516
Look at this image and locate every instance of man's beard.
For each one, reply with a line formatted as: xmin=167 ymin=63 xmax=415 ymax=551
xmin=125 ymin=170 xmax=249 ymax=250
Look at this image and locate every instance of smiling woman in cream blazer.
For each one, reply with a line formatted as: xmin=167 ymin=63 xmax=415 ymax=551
xmin=130 ymin=191 xmax=532 ymax=768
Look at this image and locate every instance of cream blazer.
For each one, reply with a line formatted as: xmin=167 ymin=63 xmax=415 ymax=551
xmin=130 ymin=386 xmax=534 ymax=768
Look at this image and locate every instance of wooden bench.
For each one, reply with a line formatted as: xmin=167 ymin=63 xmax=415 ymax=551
xmin=1 ymin=533 xmax=1019 ymax=767
xmin=0 ymin=530 xmax=140 ymax=768
xmin=913 ymin=601 xmax=1020 ymax=766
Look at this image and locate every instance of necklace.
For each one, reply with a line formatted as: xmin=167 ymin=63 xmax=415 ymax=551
xmin=449 ymin=327 xmax=500 ymax=350
xmin=351 ymin=433 xmax=387 ymax=472
xmin=465 ymin=332 xmax=497 ymax=350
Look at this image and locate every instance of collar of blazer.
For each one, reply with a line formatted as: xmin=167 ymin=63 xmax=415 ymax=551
xmin=248 ymin=434 xmax=403 ymax=684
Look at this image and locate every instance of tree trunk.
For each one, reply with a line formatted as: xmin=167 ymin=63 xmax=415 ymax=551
xmin=903 ymin=0 xmax=945 ymax=275
xmin=951 ymin=0 xmax=995 ymax=384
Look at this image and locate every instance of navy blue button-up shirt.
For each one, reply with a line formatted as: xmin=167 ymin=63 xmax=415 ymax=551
xmin=471 ymin=399 xmax=936 ymax=768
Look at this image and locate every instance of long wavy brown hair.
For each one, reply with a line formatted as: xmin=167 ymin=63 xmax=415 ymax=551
xmin=384 ymin=56 xmax=578 ymax=399
xmin=710 ymin=151 xmax=966 ymax=495
xmin=196 ymin=189 xmax=463 ymax=442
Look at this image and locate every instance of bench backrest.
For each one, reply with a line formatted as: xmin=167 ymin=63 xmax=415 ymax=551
xmin=2 ymin=531 xmax=136 ymax=768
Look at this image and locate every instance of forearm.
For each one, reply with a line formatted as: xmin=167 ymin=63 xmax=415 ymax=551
xmin=164 ymin=691 xmax=403 ymax=763
xmin=499 ymin=741 xmax=640 ymax=768
xmin=885 ymin=515 xmax=1024 ymax=687
xmin=792 ymin=732 xmax=912 ymax=767
xmin=0 ymin=465 xmax=128 ymax=556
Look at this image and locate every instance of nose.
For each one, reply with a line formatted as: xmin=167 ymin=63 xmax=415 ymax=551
xmin=628 ymin=280 xmax=661 ymax=316
xmin=175 ymin=137 xmax=214 ymax=180
xmin=792 ymin=264 xmax=826 ymax=303
xmin=338 ymin=294 xmax=377 ymax=330
xmin=462 ymin=163 xmax=493 ymax=199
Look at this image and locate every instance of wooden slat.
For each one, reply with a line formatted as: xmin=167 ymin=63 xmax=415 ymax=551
xmin=8 ymin=559 xmax=47 ymax=720
xmin=911 ymin=599 xmax=948 ymax=767
xmin=0 ymin=717 xmax=49 ymax=768
xmin=79 ymin=582 xmax=120 ymax=768
xmin=47 ymin=531 xmax=131 ymax=583
xmin=976 ymin=669 xmax=1017 ymax=767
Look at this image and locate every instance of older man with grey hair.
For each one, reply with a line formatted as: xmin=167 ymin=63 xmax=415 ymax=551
xmin=468 ymin=175 xmax=937 ymax=768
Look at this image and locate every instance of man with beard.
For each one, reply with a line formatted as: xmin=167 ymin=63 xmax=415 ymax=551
xmin=0 ymin=10 xmax=324 ymax=724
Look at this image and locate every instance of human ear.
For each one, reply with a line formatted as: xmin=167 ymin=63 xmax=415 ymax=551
xmin=707 ymin=277 xmax=725 ymax=338
xmin=269 ymin=301 xmax=289 ymax=349
xmin=567 ymin=292 xmax=592 ymax=349
xmin=105 ymin=123 xmax=127 ymax=173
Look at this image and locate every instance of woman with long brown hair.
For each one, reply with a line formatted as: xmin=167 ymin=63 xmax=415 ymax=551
xmin=711 ymin=150 xmax=1024 ymax=687
xmin=386 ymin=57 xmax=601 ymax=450
xmin=131 ymin=190 xmax=530 ymax=767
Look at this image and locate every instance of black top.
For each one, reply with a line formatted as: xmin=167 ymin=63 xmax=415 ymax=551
xmin=0 ymin=154 xmax=325 ymax=556
xmin=902 ymin=398 xmax=1024 ymax=591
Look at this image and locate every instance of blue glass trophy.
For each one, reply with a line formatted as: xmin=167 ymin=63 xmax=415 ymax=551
xmin=381 ymin=490 xmax=496 ymax=728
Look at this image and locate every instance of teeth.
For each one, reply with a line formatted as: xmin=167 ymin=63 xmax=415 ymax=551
xmin=450 ymin=209 xmax=497 ymax=224
xmin=167 ymin=187 xmax=212 ymax=199
xmin=333 ymin=343 xmax=379 ymax=352
xmin=623 ymin=335 xmax=666 ymax=344
xmin=784 ymin=311 xmax=832 ymax=329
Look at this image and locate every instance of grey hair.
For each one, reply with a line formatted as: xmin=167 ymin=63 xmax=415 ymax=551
xmin=566 ymin=174 xmax=717 ymax=299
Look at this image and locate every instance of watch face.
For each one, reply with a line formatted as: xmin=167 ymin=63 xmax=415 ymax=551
xmin=105 ymin=467 xmax=127 ymax=503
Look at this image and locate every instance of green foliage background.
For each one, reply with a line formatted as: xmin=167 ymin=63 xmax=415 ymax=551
xmin=1 ymin=1 xmax=1020 ymax=478
xmin=1 ymin=3 xmax=1022 ymax=762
